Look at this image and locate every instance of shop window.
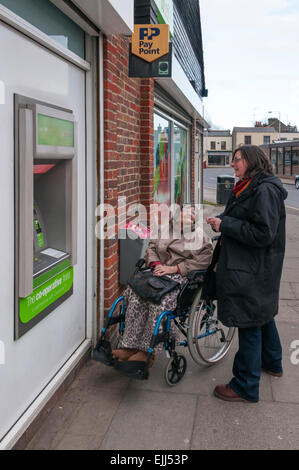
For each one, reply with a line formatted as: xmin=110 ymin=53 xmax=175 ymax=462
xmin=154 ymin=114 xmax=171 ymax=206
xmin=0 ymin=0 xmax=85 ymax=58
xmin=173 ymin=124 xmax=187 ymax=205
xmin=208 ymin=155 xmax=225 ymax=166
xmin=154 ymin=112 xmax=189 ymax=205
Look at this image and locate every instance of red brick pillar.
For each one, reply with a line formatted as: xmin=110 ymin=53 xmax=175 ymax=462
xmin=103 ymin=35 xmax=122 ymax=311
xmin=140 ymin=78 xmax=155 ymax=217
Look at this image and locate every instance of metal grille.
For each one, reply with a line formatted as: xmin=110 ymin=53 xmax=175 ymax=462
xmin=172 ymin=2 xmax=204 ymax=97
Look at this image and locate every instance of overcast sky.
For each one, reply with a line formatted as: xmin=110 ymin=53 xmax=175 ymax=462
xmin=199 ymin=0 xmax=299 ymax=131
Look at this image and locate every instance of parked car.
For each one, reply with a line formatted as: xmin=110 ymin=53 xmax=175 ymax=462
xmin=295 ymin=175 xmax=299 ymax=189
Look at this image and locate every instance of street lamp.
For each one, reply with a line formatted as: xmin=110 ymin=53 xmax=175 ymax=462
xmin=268 ymin=111 xmax=281 ymax=141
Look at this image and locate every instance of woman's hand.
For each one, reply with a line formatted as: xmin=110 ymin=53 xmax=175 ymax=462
xmin=206 ymin=217 xmax=222 ymax=232
xmin=153 ymin=265 xmax=178 ymax=276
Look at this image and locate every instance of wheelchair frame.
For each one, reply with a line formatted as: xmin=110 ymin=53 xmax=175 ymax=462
xmin=92 ymin=266 xmax=235 ymax=386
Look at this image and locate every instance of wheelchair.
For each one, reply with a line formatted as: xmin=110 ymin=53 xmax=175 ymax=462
xmin=92 ymin=240 xmax=236 ymax=386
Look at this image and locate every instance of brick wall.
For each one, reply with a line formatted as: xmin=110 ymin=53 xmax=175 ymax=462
xmin=102 ymin=34 xmax=154 ymax=315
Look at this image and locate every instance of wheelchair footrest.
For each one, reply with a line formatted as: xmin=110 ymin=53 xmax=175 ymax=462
xmin=114 ymin=360 xmax=149 ymax=380
xmin=91 ymin=339 xmax=115 ymax=366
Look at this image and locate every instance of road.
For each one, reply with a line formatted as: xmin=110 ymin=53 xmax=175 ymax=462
xmin=203 ymin=167 xmax=299 ymax=210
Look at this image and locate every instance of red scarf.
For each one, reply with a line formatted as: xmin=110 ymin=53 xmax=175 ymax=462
xmin=233 ymin=177 xmax=252 ymax=198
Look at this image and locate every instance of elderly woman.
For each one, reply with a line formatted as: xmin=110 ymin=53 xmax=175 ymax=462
xmin=207 ymin=145 xmax=287 ymax=403
xmin=113 ymin=205 xmax=213 ymax=367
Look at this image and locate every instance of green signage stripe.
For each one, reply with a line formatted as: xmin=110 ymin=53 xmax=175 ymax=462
xmin=155 ymin=1 xmax=173 ymax=38
xmin=38 ymin=114 xmax=74 ymax=147
xmin=33 ymin=259 xmax=71 ymax=290
xmin=20 ymin=267 xmax=73 ymax=324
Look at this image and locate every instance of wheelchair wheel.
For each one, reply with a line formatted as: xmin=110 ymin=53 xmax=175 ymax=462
xmin=187 ymin=289 xmax=235 ymax=366
xmin=164 ymin=354 xmax=187 ymax=386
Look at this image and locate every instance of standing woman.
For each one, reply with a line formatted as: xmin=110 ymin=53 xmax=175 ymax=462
xmin=207 ymin=145 xmax=288 ymax=403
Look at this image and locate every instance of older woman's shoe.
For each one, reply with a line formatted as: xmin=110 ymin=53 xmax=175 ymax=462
xmin=214 ymin=384 xmax=253 ymax=402
xmin=128 ymin=351 xmax=155 ymax=370
xmin=112 ymin=348 xmax=138 ymax=362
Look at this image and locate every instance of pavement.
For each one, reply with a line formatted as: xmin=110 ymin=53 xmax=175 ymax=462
xmin=24 ymin=190 xmax=299 ymax=451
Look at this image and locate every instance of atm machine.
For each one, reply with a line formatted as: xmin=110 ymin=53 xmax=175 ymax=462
xmin=14 ymin=95 xmax=77 ymax=339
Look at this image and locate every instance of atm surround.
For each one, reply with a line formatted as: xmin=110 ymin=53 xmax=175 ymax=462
xmin=14 ymin=95 xmax=78 ymax=339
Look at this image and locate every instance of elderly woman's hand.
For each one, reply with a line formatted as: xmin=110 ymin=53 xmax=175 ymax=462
xmin=153 ymin=265 xmax=178 ymax=276
xmin=206 ymin=217 xmax=222 ymax=232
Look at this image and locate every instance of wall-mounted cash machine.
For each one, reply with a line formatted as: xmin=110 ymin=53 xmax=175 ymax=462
xmin=14 ymin=95 xmax=77 ymax=339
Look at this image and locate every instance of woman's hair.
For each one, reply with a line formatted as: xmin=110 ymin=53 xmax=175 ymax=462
xmin=233 ymin=145 xmax=274 ymax=178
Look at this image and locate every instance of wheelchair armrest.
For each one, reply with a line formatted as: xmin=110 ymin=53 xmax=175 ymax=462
xmin=187 ymin=269 xmax=207 ymax=282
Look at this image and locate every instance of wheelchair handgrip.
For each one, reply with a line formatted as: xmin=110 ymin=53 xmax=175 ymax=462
xmin=135 ymin=258 xmax=146 ymax=269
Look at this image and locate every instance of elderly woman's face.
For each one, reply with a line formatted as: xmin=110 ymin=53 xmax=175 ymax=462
xmin=231 ymin=150 xmax=248 ymax=179
xmin=180 ymin=208 xmax=195 ymax=227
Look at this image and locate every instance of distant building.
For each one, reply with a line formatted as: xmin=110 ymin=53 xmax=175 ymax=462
xmin=232 ymin=126 xmax=277 ymax=150
xmin=261 ymin=140 xmax=299 ymax=178
xmin=267 ymin=118 xmax=297 ymax=134
xmin=203 ymin=130 xmax=232 ymax=167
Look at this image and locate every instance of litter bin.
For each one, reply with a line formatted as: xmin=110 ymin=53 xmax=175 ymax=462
xmin=119 ymin=221 xmax=151 ymax=285
xmin=216 ymin=175 xmax=235 ymax=205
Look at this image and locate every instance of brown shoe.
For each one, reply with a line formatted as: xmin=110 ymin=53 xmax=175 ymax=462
xmin=262 ymin=368 xmax=283 ymax=377
xmin=214 ymin=384 xmax=253 ymax=403
xmin=128 ymin=351 xmax=155 ymax=370
xmin=112 ymin=348 xmax=138 ymax=362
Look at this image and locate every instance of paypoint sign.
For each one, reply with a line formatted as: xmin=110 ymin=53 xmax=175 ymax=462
xmin=132 ymin=24 xmax=169 ymax=63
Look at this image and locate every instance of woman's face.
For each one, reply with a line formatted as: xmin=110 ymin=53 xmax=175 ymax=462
xmin=231 ymin=151 xmax=248 ymax=179
xmin=180 ymin=208 xmax=195 ymax=228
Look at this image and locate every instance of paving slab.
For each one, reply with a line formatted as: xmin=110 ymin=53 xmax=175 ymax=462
xmin=128 ymin=345 xmax=273 ymax=402
xmin=191 ymin=395 xmax=299 ymax=450
xmin=277 ymin=300 xmax=299 ymax=323
xmin=282 ymin=268 xmax=299 ymax=283
xmin=270 ymin=353 xmax=299 ymax=404
xmin=26 ymin=399 xmax=82 ymax=450
xmin=26 ymin=361 xmax=130 ymax=450
xmin=274 ymin=320 xmax=299 ymax=351
xmin=53 ymin=387 xmax=125 ymax=450
xmin=283 ymin=256 xmax=299 ymax=270
xmin=99 ymin=389 xmax=197 ymax=450
xmin=280 ymin=282 xmax=296 ymax=300
xmin=66 ymin=358 xmax=131 ymax=395
xmin=290 ymin=283 xmax=299 ymax=299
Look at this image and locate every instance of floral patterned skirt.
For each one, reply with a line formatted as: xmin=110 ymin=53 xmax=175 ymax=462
xmin=118 ymin=273 xmax=185 ymax=353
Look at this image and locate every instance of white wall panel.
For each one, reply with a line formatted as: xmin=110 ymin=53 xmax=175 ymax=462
xmin=0 ymin=22 xmax=86 ymax=442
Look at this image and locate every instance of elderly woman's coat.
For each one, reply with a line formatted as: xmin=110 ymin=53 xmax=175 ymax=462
xmin=216 ymin=173 xmax=288 ymax=328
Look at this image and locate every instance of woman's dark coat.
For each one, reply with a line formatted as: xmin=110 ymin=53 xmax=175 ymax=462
xmin=215 ymin=173 xmax=288 ymax=328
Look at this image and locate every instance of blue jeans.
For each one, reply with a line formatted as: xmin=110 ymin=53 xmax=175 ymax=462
xmin=229 ymin=319 xmax=282 ymax=402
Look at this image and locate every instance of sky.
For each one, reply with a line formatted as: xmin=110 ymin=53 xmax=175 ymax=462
xmin=199 ymin=0 xmax=299 ymax=131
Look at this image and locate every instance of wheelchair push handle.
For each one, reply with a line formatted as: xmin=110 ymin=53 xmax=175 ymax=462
xmin=135 ymin=258 xmax=146 ymax=269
